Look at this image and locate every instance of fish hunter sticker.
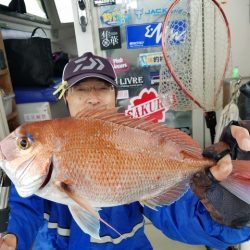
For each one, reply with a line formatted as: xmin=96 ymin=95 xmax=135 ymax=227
xmin=94 ymin=0 xmax=116 ymax=7
xmin=125 ymin=88 xmax=167 ymax=123
xmin=99 ymin=26 xmax=122 ymax=50
xmin=109 ymin=57 xmax=130 ymax=73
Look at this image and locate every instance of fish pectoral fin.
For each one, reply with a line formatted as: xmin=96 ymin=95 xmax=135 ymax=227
xmin=55 ymin=181 xmax=122 ymax=239
xmin=141 ymin=180 xmax=190 ymax=209
xmin=69 ymin=205 xmax=101 ymax=239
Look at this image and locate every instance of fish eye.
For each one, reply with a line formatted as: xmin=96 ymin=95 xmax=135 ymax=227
xmin=17 ymin=137 xmax=30 ymax=150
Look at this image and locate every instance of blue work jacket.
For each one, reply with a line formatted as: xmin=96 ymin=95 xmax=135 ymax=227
xmin=7 ymin=185 xmax=250 ymax=250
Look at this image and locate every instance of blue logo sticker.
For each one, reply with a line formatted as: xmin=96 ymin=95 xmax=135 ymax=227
xmin=126 ymin=22 xmax=162 ymax=49
xmin=168 ymin=20 xmax=187 ymax=45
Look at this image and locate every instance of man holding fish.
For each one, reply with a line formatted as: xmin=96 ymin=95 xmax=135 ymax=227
xmin=0 ymin=52 xmax=250 ymax=250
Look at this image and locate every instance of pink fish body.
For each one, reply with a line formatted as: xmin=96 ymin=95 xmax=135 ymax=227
xmin=0 ymin=109 xmax=248 ymax=238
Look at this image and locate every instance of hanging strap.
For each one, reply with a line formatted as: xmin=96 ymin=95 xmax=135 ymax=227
xmin=31 ymin=27 xmax=47 ymax=38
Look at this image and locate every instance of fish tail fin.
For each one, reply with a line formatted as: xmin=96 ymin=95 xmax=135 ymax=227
xmin=221 ymin=160 xmax=250 ymax=204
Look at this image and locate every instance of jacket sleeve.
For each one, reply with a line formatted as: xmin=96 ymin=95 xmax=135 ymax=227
xmin=7 ymin=184 xmax=44 ymax=250
xmin=143 ymin=189 xmax=250 ymax=250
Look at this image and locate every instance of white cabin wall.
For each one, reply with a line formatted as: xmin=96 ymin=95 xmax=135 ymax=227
xmin=71 ymin=0 xmax=96 ymax=56
xmin=222 ymin=0 xmax=250 ymax=77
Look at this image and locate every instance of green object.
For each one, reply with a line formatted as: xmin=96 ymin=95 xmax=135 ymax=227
xmin=0 ymin=23 xmax=8 ymax=29
xmin=232 ymin=67 xmax=239 ymax=79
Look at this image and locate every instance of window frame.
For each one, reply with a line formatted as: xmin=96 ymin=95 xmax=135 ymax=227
xmin=0 ymin=0 xmax=50 ymax=25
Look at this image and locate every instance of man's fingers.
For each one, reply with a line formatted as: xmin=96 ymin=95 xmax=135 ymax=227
xmin=210 ymin=154 xmax=232 ymax=181
xmin=0 ymin=235 xmax=16 ymax=250
xmin=0 ymin=238 xmax=15 ymax=250
xmin=231 ymin=125 xmax=250 ymax=151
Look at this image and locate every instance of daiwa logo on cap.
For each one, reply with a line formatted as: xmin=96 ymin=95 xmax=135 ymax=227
xmin=125 ymin=88 xmax=167 ymax=123
xmin=63 ymin=52 xmax=117 ymax=88
xmin=73 ymin=56 xmax=105 ymax=73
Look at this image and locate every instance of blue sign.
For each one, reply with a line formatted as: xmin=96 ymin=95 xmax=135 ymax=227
xmin=126 ymin=22 xmax=162 ymax=49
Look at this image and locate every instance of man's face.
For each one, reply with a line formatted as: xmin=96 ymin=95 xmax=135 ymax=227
xmin=65 ymin=78 xmax=116 ymax=117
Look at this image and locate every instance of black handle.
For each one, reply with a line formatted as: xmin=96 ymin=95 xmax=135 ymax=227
xmin=205 ymin=111 xmax=217 ymax=144
xmin=0 ymin=207 xmax=10 ymax=233
xmin=31 ymin=27 xmax=47 ymax=38
xmin=1 ymin=174 xmax=11 ymax=187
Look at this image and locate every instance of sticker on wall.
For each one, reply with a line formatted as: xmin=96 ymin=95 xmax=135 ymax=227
xmin=117 ymin=89 xmax=129 ymax=100
xmin=134 ymin=8 xmax=167 ymax=20
xmin=126 ymin=22 xmax=162 ymax=49
xmin=117 ymin=75 xmax=144 ymax=88
xmin=125 ymin=88 xmax=167 ymax=123
xmin=150 ymin=71 xmax=160 ymax=85
xmin=24 ymin=112 xmax=50 ymax=122
xmin=99 ymin=26 xmax=121 ymax=50
xmin=150 ymin=70 xmax=171 ymax=86
xmin=100 ymin=8 xmax=130 ymax=26
xmin=94 ymin=0 xmax=116 ymax=7
xmin=138 ymin=52 xmax=163 ymax=67
xmin=109 ymin=57 xmax=130 ymax=73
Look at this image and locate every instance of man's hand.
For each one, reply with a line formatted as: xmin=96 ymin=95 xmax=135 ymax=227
xmin=210 ymin=125 xmax=250 ymax=181
xmin=191 ymin=123 xmax=250 ymax=227
xmin=0 ymin=234 xmax=17 ymax=250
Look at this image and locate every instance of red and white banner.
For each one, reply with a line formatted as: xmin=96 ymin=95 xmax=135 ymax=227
xmin=125 ymin=88 xmax=168 ymax=123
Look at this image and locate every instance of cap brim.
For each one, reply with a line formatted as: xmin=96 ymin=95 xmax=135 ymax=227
xmin=66 ymin=73 xmax=118 ymax=90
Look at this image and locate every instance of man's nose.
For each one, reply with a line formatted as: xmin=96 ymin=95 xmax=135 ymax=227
xmin=86 ymin=92 xmax=101 ymax=105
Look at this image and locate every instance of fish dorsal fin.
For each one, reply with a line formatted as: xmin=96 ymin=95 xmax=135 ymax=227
xmin=55 ymin=180 xmax=122 ymax=239
xmin=75 ymin=108 xmax=202 ymax=157
xmin=141 ymin=180 xmax=190 ymax=209
xmin=75 ymin=107 xmax=121 ymax=120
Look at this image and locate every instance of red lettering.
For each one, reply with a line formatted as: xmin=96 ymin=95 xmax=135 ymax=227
xmin=141 ymin=105 xmax=148 ymax=116
xmin=135 ymin=107 xmax=140 ymax=118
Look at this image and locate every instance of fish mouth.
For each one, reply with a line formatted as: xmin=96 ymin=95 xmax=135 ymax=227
xmin=39 ymin=162 xmax=54 ymax=189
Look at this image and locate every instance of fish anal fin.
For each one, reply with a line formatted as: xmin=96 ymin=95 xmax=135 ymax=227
xmin=55 ymin=181 xmax=122 ymax=239
xmin=141 ymin=180 xmax=190 ymax=209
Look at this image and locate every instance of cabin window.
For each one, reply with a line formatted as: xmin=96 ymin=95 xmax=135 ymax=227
xmin=25 ymin=0 xmax=47 ymax=19
xmin=0 ymin=0 xmax=48 ymax=23
xmin=54 ymin=0 xmax=74 ymax=23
